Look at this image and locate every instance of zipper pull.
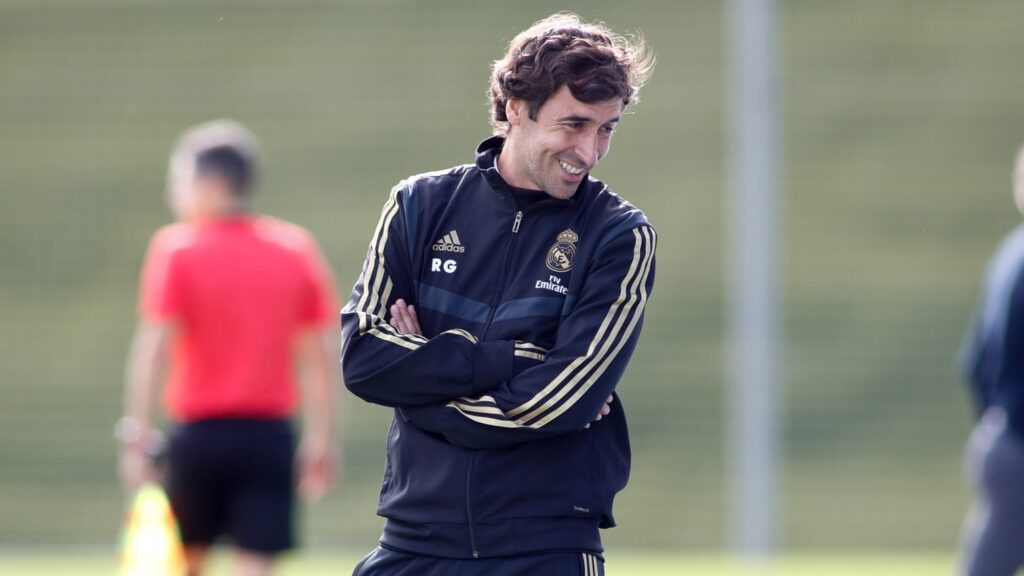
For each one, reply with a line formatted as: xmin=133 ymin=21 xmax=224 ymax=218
xmin=512 ymin=211 xmax=523 ymax=234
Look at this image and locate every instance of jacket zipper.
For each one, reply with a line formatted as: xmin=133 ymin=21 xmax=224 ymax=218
xmin=481 ymin=210 xmax=523 ymax=334
xmin=465 ymin=208 xmax=521 ymax=559
xmin=487 ymin=208 xmax=524 ymax=317
xmin=466 ymin=451 xmax=479 ymax=558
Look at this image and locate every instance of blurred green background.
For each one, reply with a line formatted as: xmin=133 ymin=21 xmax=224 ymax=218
xmin=1 ymin=0 xmax=1022 ymax=557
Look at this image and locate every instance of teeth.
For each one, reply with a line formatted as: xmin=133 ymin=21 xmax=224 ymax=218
xmin=559 ymin=160 xmax=584 ymax=175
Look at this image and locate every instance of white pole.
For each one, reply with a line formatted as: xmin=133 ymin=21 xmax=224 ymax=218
xmin=726 ymin=0 xmax=780 ymax=557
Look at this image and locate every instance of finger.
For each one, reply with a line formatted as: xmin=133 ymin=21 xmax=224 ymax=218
xmin=391 ymin=301 xmax=420 ymax=336
xmin=607 ymin=395 xmax=614 ymax=404
xmin=298 ymin=455 xmax=332 ymax=501
xmin=397 ymin=308 xmax=416 ymax=334
xmin=600 ymin=403 xmax=611 ymax=416
xmin=391 ymin=302 xmax=412 ymax=333
xmin=406 ymin=305 xmax=423 ymax=335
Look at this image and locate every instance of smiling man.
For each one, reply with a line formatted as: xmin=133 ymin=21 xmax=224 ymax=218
xmin=341 ymin=13 xmax=655 ymax=576
xmin=496 ymin=83 xmax=623 ymax=200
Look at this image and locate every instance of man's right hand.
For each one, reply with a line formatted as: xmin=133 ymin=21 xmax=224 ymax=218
xmin=392 ymin=297 xmax=613 ymax=431
xmin=119 ymin=446 xmax=156 ymax=493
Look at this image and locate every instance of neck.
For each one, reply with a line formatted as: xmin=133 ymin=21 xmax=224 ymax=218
xmin=495 ymin=136 xmax=530 ymax=190
xmin=189 ymin=204 xmax=249 ymax=224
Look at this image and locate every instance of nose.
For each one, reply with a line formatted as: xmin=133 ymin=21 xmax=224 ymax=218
xmin=575 ymin=133 xmax=601 ymax=167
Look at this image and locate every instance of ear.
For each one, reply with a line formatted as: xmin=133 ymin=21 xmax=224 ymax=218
xmin=506 ymin=99 xmax=526 ymax=127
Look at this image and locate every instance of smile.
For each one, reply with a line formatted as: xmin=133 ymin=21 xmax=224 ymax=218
xmin=558 ymin=159 xmax=585 ymax=176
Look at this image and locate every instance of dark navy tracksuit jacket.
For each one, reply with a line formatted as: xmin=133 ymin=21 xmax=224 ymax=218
xmin=341 ymin=136 xmax=657 ymax=559
xmin=962 ymin=223 xmax=1024 ymax=439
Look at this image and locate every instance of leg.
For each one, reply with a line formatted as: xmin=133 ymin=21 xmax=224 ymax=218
xmin=234 ymin=549 xmax=276 ymax=576
xmin=578 ymin=552 xmax=605 ymax=576
xmin=959 ymin=411 xmax=1024 ymax=576
xmin=184 ymin=545 xmax=210 ymax=576
xmin=960 ymin=502 xmax=1024 ymax=576
xmin=353 ymin=548 xmax=602 ymax=576
xmin=351 ymin=546 xmax=433 ymax=576
xmin=231 ymin=421 xmax=296 ymax=559
xmin=455 ymin=550 xmax=602 ymax=576
xmin=165 ymin=424 xmax=230 ymax=576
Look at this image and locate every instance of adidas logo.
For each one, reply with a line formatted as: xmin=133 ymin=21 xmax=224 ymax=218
xmin=432 ymin=230 xmax=466 ymax=253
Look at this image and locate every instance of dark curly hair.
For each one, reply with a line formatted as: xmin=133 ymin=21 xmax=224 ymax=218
xmin=488 ymin=13 xmax=654 ymax=135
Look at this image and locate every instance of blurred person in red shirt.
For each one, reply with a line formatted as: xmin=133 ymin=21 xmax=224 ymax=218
xmin=118 ymin=120 xmax=340 ymax=576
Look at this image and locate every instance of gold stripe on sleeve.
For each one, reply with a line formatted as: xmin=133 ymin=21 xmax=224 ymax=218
xmin=505 ymin=228 xmax=648 ymax=420
xmin=511 ymin=228 xmax=654 ymax=426
xmin=532 ymin=228 xmax=655 ymax=427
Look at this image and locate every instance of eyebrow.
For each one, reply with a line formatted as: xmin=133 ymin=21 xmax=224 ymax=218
xmin=558 ymin=114 xmax=621 ymax=125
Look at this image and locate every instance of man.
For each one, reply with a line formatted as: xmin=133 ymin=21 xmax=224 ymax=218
xmin=957 ymin=145 xmax=1024 ymax=576
xmin=341 ymin=13 xmax=655 ymax=576
xmin=119 ymin=120 xmax=340 ymax=576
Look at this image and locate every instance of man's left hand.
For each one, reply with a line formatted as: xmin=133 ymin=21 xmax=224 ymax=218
xmin=390 ymin=299 xmax=423 ymax=335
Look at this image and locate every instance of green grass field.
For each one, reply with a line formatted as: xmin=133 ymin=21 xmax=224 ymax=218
xmin=3 ymin=0 xmax=1024 ymax=554
xmin=0 ymin=551 xmax=956 ymax=576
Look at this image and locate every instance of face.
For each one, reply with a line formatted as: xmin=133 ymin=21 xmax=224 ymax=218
xmin=167 ymin=154 xmax=202 ymax=221
xmin=1015 ymin=149 xmax=1024 ymax=216
xmin=166 ymin=154 xmax=228 ymax=222
xmin=503 ymin=84 xmax=623 ymax=200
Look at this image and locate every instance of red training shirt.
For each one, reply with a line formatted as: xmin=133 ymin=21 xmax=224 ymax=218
xmin=138 ymin=216 xmax=337 ymax=422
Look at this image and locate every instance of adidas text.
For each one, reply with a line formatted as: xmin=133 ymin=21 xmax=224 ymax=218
xmin=433 ymin=230 xmax=465 ymax=253
xmin=432 ymin=242 xmax=465 ymax=253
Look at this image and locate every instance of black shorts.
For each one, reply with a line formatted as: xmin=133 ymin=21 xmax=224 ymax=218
xmin=352 ymin=546 xmax=605 ymax=576
xmin=165 ymin=418 xmax=295 ymax=554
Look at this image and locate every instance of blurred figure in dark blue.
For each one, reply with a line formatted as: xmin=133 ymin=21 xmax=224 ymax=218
xmin=958 ymin=144 xmax=1024 ymax=576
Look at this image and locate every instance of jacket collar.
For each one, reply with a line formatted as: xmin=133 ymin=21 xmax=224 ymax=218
xmin=474 ymin=136 xmax=582 ymax=205
xmin=475 ymin=136 xmax=506 ymax=191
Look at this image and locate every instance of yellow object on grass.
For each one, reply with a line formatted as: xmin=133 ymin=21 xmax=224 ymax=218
xmin=119 ymin=483 xmax=186 ymax=576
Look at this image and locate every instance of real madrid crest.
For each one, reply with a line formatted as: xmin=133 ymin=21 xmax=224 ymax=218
xmin=546 ymin=229 xmax=578 ymax=273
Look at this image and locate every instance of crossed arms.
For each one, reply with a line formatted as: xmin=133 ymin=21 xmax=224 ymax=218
xmin=340 ymin=188 xmax=656 ymax=449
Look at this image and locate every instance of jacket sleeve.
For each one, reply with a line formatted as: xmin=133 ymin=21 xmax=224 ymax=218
xmin=341 ymin=183 xmax=515 ymax=407
xmin=402 ymin=225 xmax=656 ymax=449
